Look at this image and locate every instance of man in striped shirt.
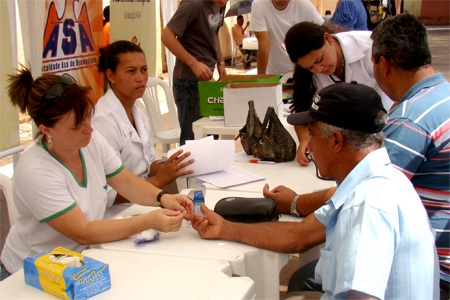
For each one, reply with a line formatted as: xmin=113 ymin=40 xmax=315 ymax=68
xmin=371 ymin=14 xmax=450 ymax=299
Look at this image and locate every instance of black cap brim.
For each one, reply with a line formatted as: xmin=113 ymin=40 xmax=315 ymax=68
xmin=287 ymin=111 xmax=316 ymax=126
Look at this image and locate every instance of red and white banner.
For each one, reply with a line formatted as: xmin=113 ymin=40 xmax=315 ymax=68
xmin=18 ymin=0 xmax=103 ymax=101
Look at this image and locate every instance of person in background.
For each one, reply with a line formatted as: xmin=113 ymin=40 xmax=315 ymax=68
xmin=323 ymin=9 xmax=332 ymax=23
xmin=92 ymin=40 xmax=194 ymax=218
xmin=371 ymin=14 xmax=450 ymax=299
xmin=232 ymin=15 xmax=249 ymax=47
xmin=103 ymin=5 xmax=110 ymax=46
xmin=265 ymin=14 xmax=449 ymax=299
xmin=0 ymin=67 xmax=194 ymax=280
xmin=250 ymin=0 xmax=324 ymax=75
xmin=161 ymin=0 xmax=228 ymax=145
xmin=191 ymin=82 xmax=439 ymax=299
xmin=283 ymin=21 xmax=392 ymax=166
xmin=328 ymin=0 xmax=369 ymax=31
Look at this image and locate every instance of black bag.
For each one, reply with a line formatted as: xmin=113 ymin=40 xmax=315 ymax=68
xmin=214 ymin=197 xmax=279 ymax=223
xmin=238 ymin=100 xmax=297 ymax=162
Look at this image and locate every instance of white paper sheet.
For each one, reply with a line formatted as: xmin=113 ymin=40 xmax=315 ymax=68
xmin=167 ymin=136 xmax=235 ymax=177
xmin=195 ymin=166 xmax=266 ymax=188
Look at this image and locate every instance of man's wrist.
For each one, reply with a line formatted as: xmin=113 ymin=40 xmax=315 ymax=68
xmin=290 ymin=194 xmax=301 ymax=217
xmin=218 ymin=61 xmax=226 ymax=66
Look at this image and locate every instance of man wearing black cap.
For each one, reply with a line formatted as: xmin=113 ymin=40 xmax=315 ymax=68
xmin=191 ymin=82 xmax=439 ymax=299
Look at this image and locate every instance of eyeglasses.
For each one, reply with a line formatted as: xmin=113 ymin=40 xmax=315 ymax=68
xmin=40 ymin=73 xmax=76 ymax=109
xmin=306 ymin=152 xmax=335 ymax=181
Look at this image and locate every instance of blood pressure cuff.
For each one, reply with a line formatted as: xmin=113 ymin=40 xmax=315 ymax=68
xmin=214 ymin=197 xmax=279 ymax=223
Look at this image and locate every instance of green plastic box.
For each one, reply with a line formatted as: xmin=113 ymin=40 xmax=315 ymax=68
xmin=198 ymin=74 xmax=280 ymax=116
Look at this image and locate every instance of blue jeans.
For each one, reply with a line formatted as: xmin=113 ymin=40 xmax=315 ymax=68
xmin=172 ymin=77 xmax=202 ymax=145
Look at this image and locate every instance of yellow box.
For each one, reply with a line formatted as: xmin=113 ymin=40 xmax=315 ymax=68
xmin=24 ymin=247 xmax=111 ymax=300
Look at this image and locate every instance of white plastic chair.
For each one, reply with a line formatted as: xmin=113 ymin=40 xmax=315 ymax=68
xmin=231 ymin=43 xmax=241 ymax=66
xmin=140 ymin=77 xmax=180 ymax=153
xmin=0 ymin=171 xmax=17 ymax=227
xmin=280 ymin=71 xmax=294 ymax=83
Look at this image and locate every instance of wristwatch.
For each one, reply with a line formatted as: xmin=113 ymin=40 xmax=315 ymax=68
xmin=156 ymin=190 xmax=168 ymax=208
xmin=218 ymin=61 xmax=226 ymax=66
xmin=290 ymin=194 xmax=301 ymax=217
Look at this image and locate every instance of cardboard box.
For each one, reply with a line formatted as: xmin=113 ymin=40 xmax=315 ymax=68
xmin=24 ymin=247 xmax=111 ymax=300
xmin=198 ymin=74 xmax=280 ymax=116
xmin=223 ymin=82 xmax=283 ymax=127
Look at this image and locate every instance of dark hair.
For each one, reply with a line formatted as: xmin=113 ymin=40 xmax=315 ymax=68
xmin=7 ymin=65 xmax=94 ymax=134
xmin=237 ymin=15 xmax=244 ymax=21
xmin=97 ymin=40 xmax=144 ymax=74
xmin=103 ymin=5 xmax=110 ymax=25
xmin=371 ymin=14 xmax=431 ymax=71
xmin=284 ymin=22 xmax=328 ymax=113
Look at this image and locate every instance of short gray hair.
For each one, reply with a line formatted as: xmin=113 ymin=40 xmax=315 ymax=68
xmin=317 ymin=111 xmax=387 ymax=150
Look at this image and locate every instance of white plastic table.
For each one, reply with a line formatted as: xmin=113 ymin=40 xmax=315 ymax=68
xmin=193 ymin=106 xmax=296 ymax=141
xmin=209 ymin=159 xmax=335 ymax=193
xmin=242 ymin=37 xmax=258 ymax=51
xmin=0 ymin=249 xmax=255 ymax=300
xmin=97 ymin=189 xmax=296 ymax=300
xmin=192 ymin=116 xmax=239 ymax=140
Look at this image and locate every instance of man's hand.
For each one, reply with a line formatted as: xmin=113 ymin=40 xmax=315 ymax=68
xmin=190 ymin=205 xmax=224 ymax=239
xmin=192 ymin=61 xmax=214 ymax=80
xmin=217 ymin=64 xmax=227 ymax=81
xmin=263 ymin=184 xmax=297 ymax=214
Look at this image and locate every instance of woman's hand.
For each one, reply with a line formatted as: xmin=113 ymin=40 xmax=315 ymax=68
xmin=148 ymin=149 xmax=194 ymax=187
xmin=296 ymin=143 xmax=310 ymax=166
xmin=144 ymin=209 xmax=185 ymax=232
xmin=294 ymin=125 xmax=311 ymax=166
xmin=160 ymin=193 xmax=194 ymax=220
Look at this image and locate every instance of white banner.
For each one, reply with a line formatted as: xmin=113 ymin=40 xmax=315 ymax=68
xmin=110 ymin=0 xmax=162 ymax=78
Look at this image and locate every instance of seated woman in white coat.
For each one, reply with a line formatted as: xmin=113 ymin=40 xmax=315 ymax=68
xmin=92 ymin=41 xmax=194 ymax=217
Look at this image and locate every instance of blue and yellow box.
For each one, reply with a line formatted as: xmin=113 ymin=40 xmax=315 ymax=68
xmin=24 ymin=247 xmax=111 ymax=300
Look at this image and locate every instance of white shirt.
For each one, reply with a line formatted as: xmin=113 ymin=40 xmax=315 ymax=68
xmin=313 ymin=31 xmax=394 ymax=111
xmin=250 ymin=0 xmax=324 ymax=75
xmin=92 ymin=89 xmax=155 ymax=207
xmin=1 ymin=131 xmax=123 ymax=273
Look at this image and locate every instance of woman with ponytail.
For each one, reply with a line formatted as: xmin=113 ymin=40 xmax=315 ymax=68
xmin=284 ymin=22 xmax=392 ymax=165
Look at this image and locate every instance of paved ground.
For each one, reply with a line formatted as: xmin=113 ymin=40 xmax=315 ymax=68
xmin=1 ymin=27 xmax=448 ymax=298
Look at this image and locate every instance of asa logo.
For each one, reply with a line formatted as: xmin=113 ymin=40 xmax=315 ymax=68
xmin=42 ymin=0 xmax=97 ymax=74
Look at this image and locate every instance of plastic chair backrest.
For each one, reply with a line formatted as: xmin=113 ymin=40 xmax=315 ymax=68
xmin=280 ymin=71 xmax=294 ymax=83
xmin=0 ymin=173 xmax=17 ymax=227
xmin=140 ymin=77 xmax=180 ymax=152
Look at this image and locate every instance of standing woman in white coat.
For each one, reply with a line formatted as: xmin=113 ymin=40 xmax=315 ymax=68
xmin=92 ymin=41 xmax=194 ymax=217
xmin=283 ymin=22 xmax=393 ymax=166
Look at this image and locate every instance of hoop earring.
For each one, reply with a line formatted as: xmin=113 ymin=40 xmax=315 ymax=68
xmin=47 ymin=135 xmax=53 ymax=149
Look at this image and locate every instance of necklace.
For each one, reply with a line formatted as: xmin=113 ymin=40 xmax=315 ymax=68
xmin=329 ymin=58 xmax=345 ymax=83
xmin=335 ymin=57 xmax=345 ymax=79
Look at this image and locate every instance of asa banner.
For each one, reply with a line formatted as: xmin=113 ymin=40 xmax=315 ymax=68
xmin=18 ymin=0 xmax=103 ymax=102
xmin=0 ymin=0 xmax=20 ymax=155
xmin=110 ymin=0 xmax=162 ymax=77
